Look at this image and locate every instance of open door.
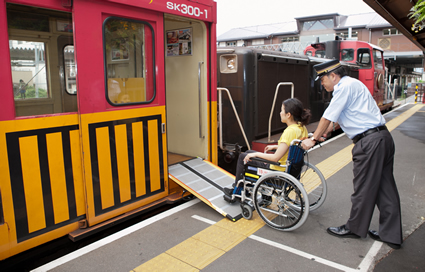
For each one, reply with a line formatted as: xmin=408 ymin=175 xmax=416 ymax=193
xmin=164 ymin=15 xmax=209 ymax=164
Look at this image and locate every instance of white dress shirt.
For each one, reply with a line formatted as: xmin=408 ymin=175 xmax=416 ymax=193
xmin=323 ymin=76 xmax=386 ymax=139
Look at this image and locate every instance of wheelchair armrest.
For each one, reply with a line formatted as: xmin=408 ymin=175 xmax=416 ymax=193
xmin=250 ymin=157 xmax=280 ymax=166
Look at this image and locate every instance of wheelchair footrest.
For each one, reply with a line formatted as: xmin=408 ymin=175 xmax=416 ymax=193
xmin=223 ymin=194 xmax=236 ymax=203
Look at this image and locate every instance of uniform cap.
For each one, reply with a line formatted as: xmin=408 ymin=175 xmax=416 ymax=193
xmin=313 ymin=59 xmax=341 ymax=81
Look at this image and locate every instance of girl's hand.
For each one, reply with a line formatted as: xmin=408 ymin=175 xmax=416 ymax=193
xmin=264 ymin=145 xmax=278 ymax=153
xmin=243 ymin=153 xmax=255 ymax=164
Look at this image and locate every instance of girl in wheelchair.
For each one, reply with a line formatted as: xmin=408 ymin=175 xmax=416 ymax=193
xmin=223 ymin=97 xmax=311 ymax=197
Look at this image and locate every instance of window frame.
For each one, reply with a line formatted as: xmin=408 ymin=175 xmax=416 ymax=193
xmin=341 ymin=48 xmax=354 ymax=61
xmin=103 ymin=16 xmax=156 ymax=107
xmin=9 ymin=37 xmax=52 ymax=102
xmin=62 ymin=44 xmax=77 ymax=95
xmin=373 ymin=49 xmax=383 ymax=70
xmin=382 ymin=28 xmax=401 ymax=36
xmin=357 ymin=48 xmax=372 ymax=69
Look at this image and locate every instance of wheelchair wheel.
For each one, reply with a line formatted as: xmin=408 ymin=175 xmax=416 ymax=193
xmin=253 ymin=172 xmax=309 ymax=231
xmin=299 ymin=162 xmax=327 ymax=212
xmin=241 ymin=203 xmax=253 ymax=220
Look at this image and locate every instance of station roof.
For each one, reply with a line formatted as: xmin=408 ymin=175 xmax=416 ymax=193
xmin=383 ymin=51 xmax=424 ymax=69
xmin=363 ymin=0 xmax=425 ymax=53
xmin=217 ymin=12 xmax=391 ymax=42
xmin=217 ymin=21 xmax=298 ymax=41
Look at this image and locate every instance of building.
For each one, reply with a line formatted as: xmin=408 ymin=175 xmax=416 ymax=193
xmin=217 ymin=12 xmax=424 ymax=91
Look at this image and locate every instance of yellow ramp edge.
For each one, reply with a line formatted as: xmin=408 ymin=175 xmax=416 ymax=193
xmin=132 ymin=104 xmax=423 ymax=271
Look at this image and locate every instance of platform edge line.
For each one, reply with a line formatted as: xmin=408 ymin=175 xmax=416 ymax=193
xmin=249 ymin=234 xmax=358 ymax=272
xmin=30 ymin=199 xmax=201 ymax=272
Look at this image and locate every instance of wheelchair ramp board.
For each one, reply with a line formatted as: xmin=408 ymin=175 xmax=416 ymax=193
xmin=168 ymin=158 xmax=242 ymax=221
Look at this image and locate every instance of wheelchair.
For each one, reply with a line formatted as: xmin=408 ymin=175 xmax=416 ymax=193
xmin=223 ymin=139 xmax=327 ymax=231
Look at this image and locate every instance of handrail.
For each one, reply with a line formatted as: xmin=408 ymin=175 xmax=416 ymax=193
xmin=198 ymin=62 xmax=204 ymax=138
xmin=268 ymin=82 xmax=294 ymax=142
xmin=217 ymin=87 xmax=251 ymax=150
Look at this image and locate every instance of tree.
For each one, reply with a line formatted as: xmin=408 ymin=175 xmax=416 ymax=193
xmin=409 ymin=0 xmax=425 ymax=33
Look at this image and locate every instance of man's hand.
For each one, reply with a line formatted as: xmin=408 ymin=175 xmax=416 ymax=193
xmin=301 ymin=138 xmax=316 ymax=150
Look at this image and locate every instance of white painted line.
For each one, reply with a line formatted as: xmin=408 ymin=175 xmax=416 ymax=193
xmin=31 ymin=199 xmax=201 ymax=272
xmin=191 ymin=215 xmax=217 ymax=225
xmin=357 ymin=241 xmax=383 ymax=271
xmin=192 ymin=215 xmax=381 ymax=272
xmin=249 ymin=234 xmax=358 ymax=272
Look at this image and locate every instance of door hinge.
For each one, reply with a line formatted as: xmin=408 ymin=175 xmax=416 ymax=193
xmin=162 ymin=123 xmax=166 ymax=134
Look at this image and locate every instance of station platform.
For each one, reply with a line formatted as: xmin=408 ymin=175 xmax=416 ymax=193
xmin=33 ymin=102 xmax=425 ymax=272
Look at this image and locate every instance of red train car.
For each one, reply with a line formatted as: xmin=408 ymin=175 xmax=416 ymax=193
xmin=304 ymin=40 xmax=393 ymax=112
xmin=0 ymin=0 xmax=217 ymax=260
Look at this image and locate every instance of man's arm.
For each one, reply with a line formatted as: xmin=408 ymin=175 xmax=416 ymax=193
xmin=302 ymin=117 xmax=332 ymax=150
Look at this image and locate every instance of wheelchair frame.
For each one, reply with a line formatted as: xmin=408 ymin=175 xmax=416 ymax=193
xmin=224 ymin=139 xmax=327 ymax=231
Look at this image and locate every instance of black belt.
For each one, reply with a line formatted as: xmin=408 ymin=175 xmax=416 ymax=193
xmin=352 ymin=125 xmax=387 ymax=144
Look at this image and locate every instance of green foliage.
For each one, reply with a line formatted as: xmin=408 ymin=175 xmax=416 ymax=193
xmin=409 ymin=0 xmax=425 ymax=32
xmin=14 ymin=86 xmax=48 ymax=99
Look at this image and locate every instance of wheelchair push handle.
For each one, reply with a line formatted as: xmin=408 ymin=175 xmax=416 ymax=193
xmin=292 ymin=133 xmax=325 ymax=148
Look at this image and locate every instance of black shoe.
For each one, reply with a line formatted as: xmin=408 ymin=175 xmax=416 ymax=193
xmin=223 ymin=187 xmax=234 ymax=196
xmin=327 ymin=225 xmax=360 ymax=239
xmin=368 ymin=230 xmax=401 ymax=249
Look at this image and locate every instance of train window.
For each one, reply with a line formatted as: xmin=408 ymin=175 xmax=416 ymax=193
xmin=373 ymin=49 xmax=383 ymax=70
xmin=104 ymin=18 xmax=155 ymax=105
xmin=341 ymin=49 xmax=354 ymax=61
xmin=10 ymin=40 xmax=49 ymax=100
xmin=357 ymin=48 xmax=371 ymax=69
xmin=7 ymin=4 xmax=73 ymax=117
xmin=64 ymin=45 xmax=77 ymax=94
xmin=315 ymin=50 xmax=325 ymax=58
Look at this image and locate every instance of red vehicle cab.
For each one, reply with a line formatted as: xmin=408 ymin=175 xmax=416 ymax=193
xmin=304 ymin=40 xmax=393 ymax=112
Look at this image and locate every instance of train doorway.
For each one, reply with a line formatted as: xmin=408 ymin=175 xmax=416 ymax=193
xmin=164 ymin=15 xmax=209 ymax=165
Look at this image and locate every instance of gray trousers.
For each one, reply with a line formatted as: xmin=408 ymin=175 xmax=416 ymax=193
xmin=345 ymin=129 xmax=403 ymax=244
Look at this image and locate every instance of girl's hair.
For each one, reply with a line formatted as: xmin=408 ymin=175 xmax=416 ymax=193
xmin=283 ymin=98 xmax=311 ymax=126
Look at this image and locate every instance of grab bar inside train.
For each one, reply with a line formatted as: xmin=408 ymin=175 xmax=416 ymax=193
xmin=217 ymin=87 xmax=251 ymax=150
xmin=198 ymin=61 xmax=204 ymax=138
xmin=268 ymin=82 xmax=294 ymax=143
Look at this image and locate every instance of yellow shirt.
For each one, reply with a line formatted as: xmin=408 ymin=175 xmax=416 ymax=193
xmin=270 ymin=123 xmax=308 ymax=171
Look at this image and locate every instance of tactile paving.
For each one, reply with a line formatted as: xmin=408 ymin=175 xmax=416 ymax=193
xmin=132 ymin=253 xmax=199 ymax=272
xmin=166 ymin=237 xmax=225 ymax=270
xmin=215 ymin=214 xmax=265 ymax=236
xmin=192 ymin=224 xmax=246 ymax=251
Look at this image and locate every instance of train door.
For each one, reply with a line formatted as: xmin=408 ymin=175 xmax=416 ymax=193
xmin=73 ymin=0 xmax=167 ymax=226
xmin=164 ymin=15 xmax=209 ymax=164
xmin=1 ymin=2 xmax=84 ymax=259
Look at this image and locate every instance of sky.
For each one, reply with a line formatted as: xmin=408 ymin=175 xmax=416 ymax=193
xmin=215 ymin=0 xmax=375 ymax=36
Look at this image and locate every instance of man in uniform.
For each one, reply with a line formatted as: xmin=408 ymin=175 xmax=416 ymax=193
xmin=302 ymin=59 xmax=402 ymax=249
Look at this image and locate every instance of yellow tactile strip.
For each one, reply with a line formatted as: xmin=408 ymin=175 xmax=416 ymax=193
xmin=132 ymin=213 xmax=264 ymax=271
xmin=131 ymin=104 xmax=424 ymax=272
